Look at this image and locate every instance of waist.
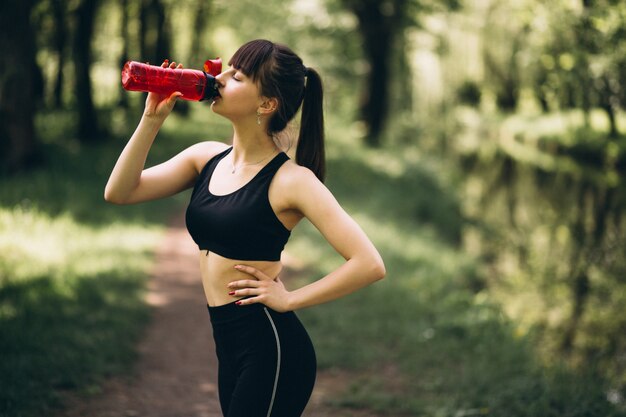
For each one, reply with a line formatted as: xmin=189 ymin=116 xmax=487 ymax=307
xmin=207 ymin=299 xmax=266 ymax=324
xmin=199 ymin=250 xmax=283 ymax=307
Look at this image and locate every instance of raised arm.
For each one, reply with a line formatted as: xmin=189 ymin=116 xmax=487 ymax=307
xmin=104 ymin=60 xmax=226 ymax=205
xmin=104 ymin=133 xmax=224 ymax=205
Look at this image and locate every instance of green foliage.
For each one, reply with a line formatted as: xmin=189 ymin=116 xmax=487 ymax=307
xmin=528 ymin=0 xmax=626 ymax=134
xmin=453 ymin=107 xmax=626 ymax=399
xmin=288 ymin=121 xmax=626 ymax=416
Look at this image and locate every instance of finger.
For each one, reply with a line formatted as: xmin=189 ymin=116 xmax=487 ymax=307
xmin=228 ymin=279 xmax=261 ymax=289
xmin=166 ymin=91 xmax=182 ymax=105
xmin=229 ymin=287 xmax=261 ymax=297
xmin=234 ymin=264 xmax=269 ymax=280
xmin=236 ymin=296 xmax=262 ymax=306
xmin=177 ymin=63 xmax=183 ymax=69
xmin=169 ymin=61 xmax=177 ymax=68
xmin=161 ymin=59 xmax=169 ymax=68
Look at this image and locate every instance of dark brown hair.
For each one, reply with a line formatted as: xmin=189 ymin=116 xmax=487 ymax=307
xmin=229 ymin=39 xmax=326 ymax=182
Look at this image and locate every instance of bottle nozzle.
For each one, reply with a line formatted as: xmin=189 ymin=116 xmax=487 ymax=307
xmin=204 ymin=58 xmax=222 ymax=77
xmin=200 ymin=57 xmax=222 ymax=101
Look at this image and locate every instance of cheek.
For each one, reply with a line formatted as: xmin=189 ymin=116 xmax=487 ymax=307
xmin=228 ymin=85 xmax=260 ymax=112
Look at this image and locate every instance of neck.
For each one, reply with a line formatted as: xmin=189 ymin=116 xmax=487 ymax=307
xmin=230 ymin=123 xmax=278 ymax=165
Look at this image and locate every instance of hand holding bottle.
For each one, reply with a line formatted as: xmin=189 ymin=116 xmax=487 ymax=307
xmin=121 ymin=57 xmax=222 ymax=119
xmin=142 ymin=60 xmax=183 ymax=120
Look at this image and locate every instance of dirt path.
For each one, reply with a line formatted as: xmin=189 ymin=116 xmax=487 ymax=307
xmin=55 ymin=212 xmax=384 ymax=417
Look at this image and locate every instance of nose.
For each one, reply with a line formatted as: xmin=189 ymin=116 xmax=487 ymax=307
xmin=215 ymin=72 xmax=225 ymax=88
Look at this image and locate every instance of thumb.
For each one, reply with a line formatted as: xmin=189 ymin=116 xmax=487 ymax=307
xmin=167 ymin=91 xmax=183 ymax=105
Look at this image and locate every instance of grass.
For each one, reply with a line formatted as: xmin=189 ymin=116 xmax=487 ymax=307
xmin=0 ymin=199 xmax=162 ymax=416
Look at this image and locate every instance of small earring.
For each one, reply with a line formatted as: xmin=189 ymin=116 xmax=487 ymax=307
xmin=256 ymin=110 xmax=261 ymax=125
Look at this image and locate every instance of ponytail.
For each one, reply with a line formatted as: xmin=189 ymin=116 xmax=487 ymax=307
xmin=296 ymin=67 xmax=326 ymax=183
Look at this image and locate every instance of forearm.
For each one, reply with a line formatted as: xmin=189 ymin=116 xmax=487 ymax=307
xmin=287 ymin=256 xmax=385 ymax=310
xmin=104 ymin=116 xmax=164 ymax=203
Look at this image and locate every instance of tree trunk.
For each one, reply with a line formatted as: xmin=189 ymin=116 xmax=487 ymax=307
xmin=188 ymin=0 xmax=211 ymax=64
xmin=139 ymin=0 xmax=186 ymax=114
xmin=561 ymin=184 xmax=593 ymax=354
xmin=605 ymin=105 xmax=619 ymax=138
xmin=561 ymin=270 xmax=590 ymax=354
xmin=73 ymin=0 xmax=103 ymax=142
xmin=359 ymin=21 xmax=391 ymax=146
xmin=140 ymin=0 xmax=171 ymax=64
xmin=598 ymin=74 xmax=620 ymax=138
xmin=51 ymin=0 xmax=67 ymax=108
xmin=0 ymin=0 xmax=40 ymax=173
xmin=343 ymin=0 xmax=408 ymax=147
xmin=118 ymin=0 xmax=130 ymax=108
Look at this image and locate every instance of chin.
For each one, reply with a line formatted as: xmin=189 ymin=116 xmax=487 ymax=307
xmin=210 ymin=101 xmax=222 ymax=114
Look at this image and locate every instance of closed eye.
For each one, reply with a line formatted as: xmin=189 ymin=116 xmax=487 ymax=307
xmin=231 ymin=70 xmax=244 ymax=81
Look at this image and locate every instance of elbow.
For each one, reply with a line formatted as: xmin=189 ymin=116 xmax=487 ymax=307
xmin=369 ymin=256 xmax=386 ymax=282
xmin=355 ymin=252 xmax=386 ymax=283
xmin=374 ymin=260 xmax=386 ymax=281
xmin=103 ymin=187 xmax=128 ymax=205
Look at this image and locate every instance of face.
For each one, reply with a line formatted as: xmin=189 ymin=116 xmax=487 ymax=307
xmin=211 ymin=66 xmax=263 ymax=122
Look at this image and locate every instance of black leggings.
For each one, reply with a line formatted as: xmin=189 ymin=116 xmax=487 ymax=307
xmin=207 ymin=300 xmax=317 ymax=417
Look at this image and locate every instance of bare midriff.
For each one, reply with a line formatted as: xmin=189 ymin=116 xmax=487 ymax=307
xmin=199 ymin=250 xmax=283 ymax=306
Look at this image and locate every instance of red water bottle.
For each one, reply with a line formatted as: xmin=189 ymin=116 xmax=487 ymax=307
xmin=121 ymin=58 xmax=222 ymax=101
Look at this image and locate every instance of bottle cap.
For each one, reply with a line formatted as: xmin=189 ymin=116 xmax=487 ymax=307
xmin=204 ymin=58 xmax=222 ymax=77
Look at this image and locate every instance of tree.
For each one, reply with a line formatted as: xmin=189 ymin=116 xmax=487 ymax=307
xmin=0 ymin=0 xmax=40 ymax=173
xmin=337 ymin=0 xmax=460 ymax=146
xmin=532 ymin=0 xmax=625 ymax=137
xmin=118 ymin=0 xmax=130 ymax=108
xmin=139 ymin=0 xmax=186 ymax=115
xmin=73 ymin=0 xmax=104 ymax=142
xmin=139 ymin=0 xmax=171 ymax=64
xmin=339 ymin=0 xmax=406 ymax=146
xmin=188 ymin=0 xmax=213 ymax=64
xmin=51 ymin=0 xmax=68 ymax=108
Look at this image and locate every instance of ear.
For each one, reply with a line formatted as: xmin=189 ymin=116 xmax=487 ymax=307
xmin=258 ymin=97 xmax=278 ymax=116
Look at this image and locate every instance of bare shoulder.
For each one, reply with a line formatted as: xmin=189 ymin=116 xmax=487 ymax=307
xmin=275 ymin=159 xmax=321 ymax=190
xmin=185 ymin=141 xmax=230 ymax=174
xmin=274 ymin=159 xmax=332 ymax=209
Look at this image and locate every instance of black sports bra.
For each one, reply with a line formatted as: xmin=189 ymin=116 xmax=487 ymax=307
xmin=185 ymin=146 xmax=291 ymax=261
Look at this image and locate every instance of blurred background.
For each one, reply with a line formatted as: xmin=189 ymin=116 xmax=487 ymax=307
xmin=1 ymin=0 xmax=626 ymax=416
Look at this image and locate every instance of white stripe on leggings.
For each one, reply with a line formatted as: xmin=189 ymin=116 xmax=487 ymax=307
xmin=263 ymin=307 xmax=281 ymax=417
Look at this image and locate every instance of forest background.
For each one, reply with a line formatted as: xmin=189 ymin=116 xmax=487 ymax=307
xmin=1 ymin=0 xmax=626 ymax=416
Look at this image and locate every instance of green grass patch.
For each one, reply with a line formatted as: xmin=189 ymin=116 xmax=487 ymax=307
xmin=0 ymin=207 xmax=163 ymax=417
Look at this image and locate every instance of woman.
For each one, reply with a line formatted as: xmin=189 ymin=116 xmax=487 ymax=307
xmin=105 ymin=39 xmax=385 ymax=417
